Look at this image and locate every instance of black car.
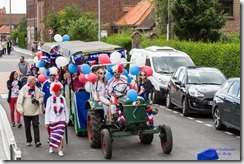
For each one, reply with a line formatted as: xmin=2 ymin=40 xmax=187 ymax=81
xmin=166 ymin=66 xmax=226 ymax=116
xmin=212 ymin=78 xmax=240 ymax=131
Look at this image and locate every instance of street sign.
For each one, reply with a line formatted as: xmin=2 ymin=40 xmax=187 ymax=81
xmin=46 ymin=27 xmax=55 ymax=36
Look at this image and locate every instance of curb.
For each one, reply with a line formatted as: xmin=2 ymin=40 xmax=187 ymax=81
xmin=13 ymin=46 xmax=32 ymax=56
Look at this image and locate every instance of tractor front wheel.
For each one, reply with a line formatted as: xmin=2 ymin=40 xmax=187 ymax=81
xmin=101 ymin=129 xmax=112 ymax=159
xmin=159 ymin=124 xmax=173 ymax=154
xmin=139 ymin=127 xmax=154 ymax=144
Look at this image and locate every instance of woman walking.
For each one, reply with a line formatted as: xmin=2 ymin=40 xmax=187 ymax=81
xmin=7 ymin=71 xmax=22 ymax=127
xmin=45 ymin=82 xmax=69 ymax=156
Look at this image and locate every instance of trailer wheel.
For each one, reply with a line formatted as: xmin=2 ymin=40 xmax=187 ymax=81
xmin=159 ymin=124 xmax=173 ymax=154
xmin=101 ymin=129 xmax=112 ymax=159
xmin=87 ymin=109 xmax=103 ymax=148
xmin=139 ymin=127 xmax=154 ymax=144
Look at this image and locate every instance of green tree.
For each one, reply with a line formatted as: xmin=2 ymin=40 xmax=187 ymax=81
xmin=153 ymin=0 xmax=168 ymax=35
xmin=171 ymin=0 xmax=226 ymax=42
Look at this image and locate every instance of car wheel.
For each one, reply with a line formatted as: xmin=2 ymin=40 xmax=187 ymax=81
xmin=150 ymin=87 xmax=159 ymax=104
xmin=182 ymin=97 xmax=190 ymax=116
xmin=213 ymin=107 xmax=226 ymax=130
xmin=166 ymin=93 xmax=174 ymax=109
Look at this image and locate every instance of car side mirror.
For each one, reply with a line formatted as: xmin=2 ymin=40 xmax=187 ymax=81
xmin=175 ymin=80 xmax=182 ymax=85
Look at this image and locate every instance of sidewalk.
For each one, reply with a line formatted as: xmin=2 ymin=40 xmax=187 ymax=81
xmin=12 ymin=46 xmax=32 ymax=56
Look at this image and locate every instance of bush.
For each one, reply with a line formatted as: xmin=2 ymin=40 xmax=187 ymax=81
xmin=101 ymin=34 xmax=131 ymax=52
xmin=18 ymin=32 xmax=27 ymax=48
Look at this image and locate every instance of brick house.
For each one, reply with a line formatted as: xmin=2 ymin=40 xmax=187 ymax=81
xmin=26 ymin=0 xmax=240 ymax=49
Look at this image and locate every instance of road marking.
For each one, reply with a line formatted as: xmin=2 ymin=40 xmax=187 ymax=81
xmin=165 ymin=108 xmax=171 ymax=111
xmin=179 ymin=114 xmax=183 ymax=116
xmin=225 ymin=132 xmax=234 ymax=136
xmin=204 ymin=123 xmax=213 ymax=127
xmin=195 ymin=120 xmax=203 ymax=124
xmin=173 ymin=111 xmax=179 ymax=114
xmin=236 ymin=136 xmax=240 ymax=139
xmin=187 ymin=117 xmax=194 ymax=120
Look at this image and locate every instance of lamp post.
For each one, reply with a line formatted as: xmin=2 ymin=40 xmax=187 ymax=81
xmin=9 ymin=0 xmax=12 ymax=37
xmin=98 ymin=0 xmax=101 ymax=41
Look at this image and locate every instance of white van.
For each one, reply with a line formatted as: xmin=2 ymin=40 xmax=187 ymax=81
xmin=129 ymin=46 xmax=195 ymax=104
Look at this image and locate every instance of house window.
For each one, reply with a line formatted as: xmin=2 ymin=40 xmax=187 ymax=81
xmin=219 ymin=0 xmax=233 ymax=16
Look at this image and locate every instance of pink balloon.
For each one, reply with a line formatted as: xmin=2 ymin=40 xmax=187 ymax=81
xmin=87 ymin=73 xmax=97 ymax=83
xmin=38 ymin=74 xmax=47 ymax=83
xmin=140 ymin=66 xmax=153 ymax=77
xmin=78 ymin=74 xmax=88 ymax=83
xmin=98 ymin=54 xmax=111 ymax=64
xmin=36 ymin=51 xmax=43 ymax=60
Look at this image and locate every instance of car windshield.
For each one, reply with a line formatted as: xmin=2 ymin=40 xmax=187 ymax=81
xmin=152 ymin=56 xmax=194 ymax=73
xmin=187 ymin=69 xmax=226 ymax=85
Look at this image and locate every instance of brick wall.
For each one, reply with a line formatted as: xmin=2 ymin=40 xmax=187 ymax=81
xmin=222 ymin=0 xmax=240 ymax=34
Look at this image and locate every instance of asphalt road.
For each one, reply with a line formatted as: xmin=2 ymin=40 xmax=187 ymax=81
xmin=0 ymin=49 xmax=241 ymax=161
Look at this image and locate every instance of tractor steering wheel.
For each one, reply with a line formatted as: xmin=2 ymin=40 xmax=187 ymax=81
xmin=111 ymin=82 xmax=131 ymax=97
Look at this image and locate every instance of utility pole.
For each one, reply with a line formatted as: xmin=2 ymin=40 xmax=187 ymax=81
xmin=167 ymin=0 xmax=173 ymax=41
xmin=98 ymin=0 xmax=101 ymax=41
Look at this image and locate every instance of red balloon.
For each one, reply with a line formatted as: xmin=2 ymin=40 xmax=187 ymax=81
xmin=98 ymin=54 xmax=111 ymax=64
xmin=78 ymin=74 xmax=88 ymax=83
xmin=140 ymin=66 xmax=153 ymax=77
xmin=87 ymin=73 xmax=97 ymax=83
xmin=38 ymin=74 xmax=47 ymax=83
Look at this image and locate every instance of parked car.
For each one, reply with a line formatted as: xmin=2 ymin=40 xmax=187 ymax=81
xmin=129 ymin=46 xmax=195 ymax=103
xmin=212 ymin=78 xmax=240 ymax=131
xmin=166 ymin=66 xmax=226 ymax=116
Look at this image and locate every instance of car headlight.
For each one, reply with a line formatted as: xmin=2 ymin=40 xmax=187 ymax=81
xmin=189 ymin=87 xmax=204 ymax=97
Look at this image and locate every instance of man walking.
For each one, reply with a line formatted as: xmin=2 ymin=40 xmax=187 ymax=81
xmin=17 ymin=76 xmax=43 ymax=147
xmin=17 ymin=56 xmax=30 ymax=80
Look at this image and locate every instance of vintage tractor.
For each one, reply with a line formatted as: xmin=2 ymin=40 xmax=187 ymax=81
xmin=85 ymin=82 xmax=173 ymax=159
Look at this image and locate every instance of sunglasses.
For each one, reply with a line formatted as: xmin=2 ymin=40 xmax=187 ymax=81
xmin=113 ymin=71 xmax=120 ymax=74
xmin=99 ymin=72 xmax=105 ymax=75
xmin=139 ymin=74 xmax=146 ymax=77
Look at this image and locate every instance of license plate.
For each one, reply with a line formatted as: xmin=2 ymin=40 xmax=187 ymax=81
xmin=208 ymin=101 xmax=213 ymax=105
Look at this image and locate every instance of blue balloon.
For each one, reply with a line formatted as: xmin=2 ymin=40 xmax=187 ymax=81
xmin=129 ymin=65 xmax=140 ymax=75
xmin=37 ymin=60 xmax=45 ymax=68
xmin=122 ymin=69 xmax=129 ymax=76
xmin=45 ymin=68 xmax=50 ymax=78
xmin=127 ymin=76 xmax=132 ymax=83
xmin=62 ymin=34 xmax=70 ymax=42
xmin=106 ymin=65 xmax=113 ymax=73
xmin=81 ymin=64 xmax=91 ymax=74
xmin=68 ymin=63 xmax=78 ymax=74
xmin=127 ymin=89 xmax=138 ymax=101
xmin=105 ymin=72 xmax=114 ymax=81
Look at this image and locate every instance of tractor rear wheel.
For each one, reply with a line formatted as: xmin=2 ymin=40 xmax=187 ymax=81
xmin=87 ymin=109 xmax=103 ymax=148
xmin=101 ymin=129 xmax=112 ymax=159
xmin=139 ymin=127 xmax=154 ymax=144
xmin=159 ymin=124 xmax=173 ymax=154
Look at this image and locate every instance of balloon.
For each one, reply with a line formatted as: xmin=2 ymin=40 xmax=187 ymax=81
xmin=87 ymin=73 xmax=97 ymax=83
xmin=98 ymin=54 xmax=111 ymax=64
xmin=45 ymin=68 xmax=50 ymax=78
xmin=140 ymin=66 xmax=153 ymax=77
xmin=84 ymin=82 xmax=93 ymax=93
xmin=55 ymin=56 xmax=69 ymax=68
xmin=106 ymin=65 xmax=113 ymax=73
xmin=127 ymin=76 xmax=132 ymax=83
xmin=122 ymin=69 xmax=129 ymax=77
xmin=38 ymin=74 xmax=47 ymax=83
xmin=134 ymin=55 xmax=146 ymax=67
xmin=105 ymin=72 xmax=114 ymax=81
xmin=81 ymin=64 xmax=91 ymax=74
xmin=68 ymin=63 xmax=78 ymax=74
xmin=36 ymin=51 xmax=43 ymax=60
xmin=110 ymin=51 xmax=121 ymax=64
xmin=39 ymin=67 xmax=46 ymax=74
xmin=37 ymin=60 xmax=45 ymax=68
xmin=78 ymin=74 xmax=88 ymax=83
xmin=129 ymin=65 xmax=140 ymax=75
xmin=33 ymin=56 xmax=39 ymax=64
xmin=127 ymin=89 xmax=138 ymax=101
xmin=49 ymin=67 xmax=58 ymax=75
xmin=62 ymin=34 xmax=70 ymax=42
xmin=54 ymin=34 xmax=63 ymax=42
xmin=120 ymin=58 xmax=128 ymax=67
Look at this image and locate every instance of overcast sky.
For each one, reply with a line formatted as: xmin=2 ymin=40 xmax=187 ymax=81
xmin=0 ymin=0 xmax=26 ymax=14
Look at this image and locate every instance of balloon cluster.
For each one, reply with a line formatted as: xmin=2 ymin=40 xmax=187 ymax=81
xmin=54 ymin=34 xmax=70 ymax=42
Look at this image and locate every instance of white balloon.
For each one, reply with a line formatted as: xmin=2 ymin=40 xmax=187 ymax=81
xmin=84 ymin=82 xmax=93 ymax=93
xmin=55 ymin=56 xmax=69 ymax=68
xmin=134 ymin=55 xmax=146 ymax=67
xmin=33 ymin=56 xmax=39 ymax=64
xmin=110 ymin=51 xmax=121 ymax=64
xmin=39 ymin=67 xmax=46 ymax=74
xmin=54 ymin=34 xmax=63 ymax=42
xmin=120 ymin=58 xmax=128 ymax=67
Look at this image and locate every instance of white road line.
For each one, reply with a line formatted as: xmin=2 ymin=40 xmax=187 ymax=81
xmin=225 ymin=132 xmax=234 ymax=136
xmin=179 ymin=114 xmax=183 ymax=116
xmin=165 ymin=108 xmax=171 ymax=111
xmin=195 ymin=120 xmax=203 ymax=123
xmin=173 ymin=111 xmax=179 ymax=114
xmin=236 ymin=136 xmax=240 ymax=139
xmin=187 ymin=117 xmax=194 ymax=120
xmin=204 ymin=123 xmax=213 ymax=127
